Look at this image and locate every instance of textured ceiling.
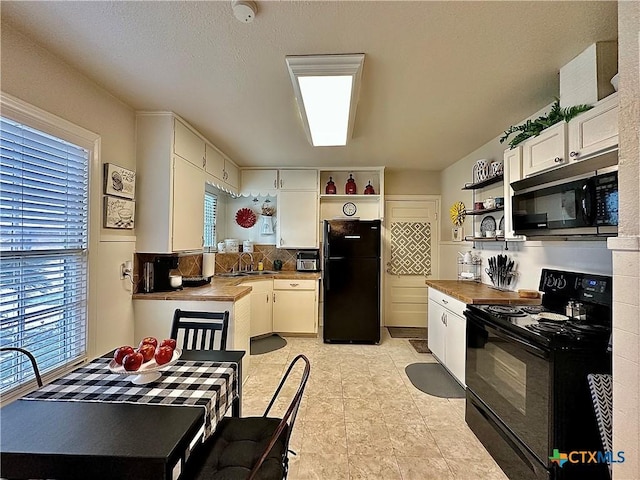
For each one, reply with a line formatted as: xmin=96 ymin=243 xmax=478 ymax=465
xmin=1 ymin=1 xmax=618 ymax=171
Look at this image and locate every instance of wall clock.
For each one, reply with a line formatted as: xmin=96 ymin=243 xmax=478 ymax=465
xmin=343 ymin=202 xmax=357 ymax=216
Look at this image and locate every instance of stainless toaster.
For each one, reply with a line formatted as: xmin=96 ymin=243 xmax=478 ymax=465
xmin=296 ymin=251 xmax=319 ymax=271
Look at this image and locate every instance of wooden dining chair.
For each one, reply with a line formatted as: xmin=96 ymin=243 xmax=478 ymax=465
xmin=186 ymin=354 xmax=311 ymax=480
xmin=0 ymin=347 xmax=43 ymax=387
xmin=170 ymin=309 xmax=230 ymax=351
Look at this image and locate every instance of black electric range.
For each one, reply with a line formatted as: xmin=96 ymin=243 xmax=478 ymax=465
xmin=465 ymin=269 xmax=612 ymax=480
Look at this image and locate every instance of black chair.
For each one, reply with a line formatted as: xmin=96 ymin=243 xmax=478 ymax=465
xmin=0 ymin=347 xmax=43 ymax=387
xmin=187 ymin=354 xmax=311 ymax=480
xmin=170 ymin=309 xmax=230 ymax=351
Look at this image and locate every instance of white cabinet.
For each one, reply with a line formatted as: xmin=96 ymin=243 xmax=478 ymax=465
xmin=503 ymin=147 xmax=525 ymax=240
xmin=522 ymin=121 xmax=568 ymax=177
xmin=172 ymin=157 xmax=205 ymax=251
xmin=174 ymin=118 xmax=206 ymax=169
xmin=278 ymin=169 xmax=318 ymax=190
xmin=272 ymin=279 xmax=318 ymax=334
xmin=241 ymin=169 xmax=279 ymax=193
xmin=247 ymin=280 xmax=273 ymax=337
xmin=568 ymin=92 xmax=618 ymax=162
xmin=205 ymin=144 xmax=239 ymax=192
xmin=239 ymin=169 xmax=316 ymax=194
xmin=277 ymin=190 xmax=318 ymax=248
xmin=427 ymin=288 xmax=466 ymax=386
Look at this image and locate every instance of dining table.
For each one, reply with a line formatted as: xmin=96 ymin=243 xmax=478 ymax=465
xmin=0 ymin=349 xmax=245 ymax=480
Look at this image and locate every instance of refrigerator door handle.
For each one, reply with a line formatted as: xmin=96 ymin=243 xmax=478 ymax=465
xmin=344 ymin=235 xmax=361 ymax=239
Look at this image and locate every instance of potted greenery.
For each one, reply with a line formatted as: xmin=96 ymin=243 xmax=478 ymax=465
xmin=500 ymin=99 xmax=593 ymax=149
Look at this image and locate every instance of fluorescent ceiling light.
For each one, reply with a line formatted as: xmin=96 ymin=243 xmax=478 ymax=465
xmin=286 ymin=54 xmax=365 ymax=147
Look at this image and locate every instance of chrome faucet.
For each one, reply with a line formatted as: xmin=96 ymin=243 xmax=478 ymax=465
xmin=239 ymin=252 xmax=254 ymax=272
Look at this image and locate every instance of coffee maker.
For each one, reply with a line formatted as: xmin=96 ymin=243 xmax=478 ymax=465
xmin=142 ymin=256 xmax=180 ymax=292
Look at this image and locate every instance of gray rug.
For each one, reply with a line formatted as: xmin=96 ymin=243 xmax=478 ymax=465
xmin=387 ymin=327 xmax=428 ymax=338
xmin=250 ymin=334 xmax=287 ymax=355
xmin=405 ymin=363 xmax=465 ymax=398
xmin=409 ymin=339 xmax=431 ymax=354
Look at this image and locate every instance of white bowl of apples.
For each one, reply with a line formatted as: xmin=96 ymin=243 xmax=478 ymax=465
xmin=110 ymin=337 xmax=181 ymax=385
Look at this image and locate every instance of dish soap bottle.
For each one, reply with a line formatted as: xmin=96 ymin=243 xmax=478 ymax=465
xmin=345 ymin=174 xmax=357 ymax=194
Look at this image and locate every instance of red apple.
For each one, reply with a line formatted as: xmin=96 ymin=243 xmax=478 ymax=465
xmin=123 ymin=352 xmax=144 ymax=371
xmin=160 ymin=338 xmax=177 ymax=350
xmin=139 ymin=336 xmax=158 ymax=348
xmin=155 ymin=346 xmax=174 ymax=365
xmin=137 ymin=343 xmax=156 ymax=363
xmin=114 ymin=346 xmax=135 ymax=365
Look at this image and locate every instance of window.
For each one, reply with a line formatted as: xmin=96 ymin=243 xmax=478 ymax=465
xmin=0 ymin=116 xmax=89 ymax=394
xmin=204 ymin=190 xmax=217 ymax=249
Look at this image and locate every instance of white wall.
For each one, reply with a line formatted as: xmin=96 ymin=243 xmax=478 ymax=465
xmin=1 ymin=22 xmax=137 ymax=358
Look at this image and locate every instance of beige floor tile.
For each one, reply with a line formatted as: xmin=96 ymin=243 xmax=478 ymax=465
xmin=301 ymin=419 xmax=348 ymax=455
xmin=343 ymin=396 xmax=384 ymax=423
xmin=342 ymin=379 xmax=379 ymax=398
xmin=348 ymin=454 xmax=402 ymax=480
xmin=445 ymin=457 xmax=508 ymax=480
xmin=304 ymin=396 xmax=345 ymax=422
xmin=396 ymin=456 xmax=455 ymax=480
xmin=387 ymin=422 xmax=442 ymax=457
xmin=379 ymin=396 xmax=425 ymax=425
xmin=431 ymin=429 xmax=491 ymax=462
xmin=345 ymin=420 xmax=393 ymax=455
xmin=290 ymin=453 xmax=350 ymax=480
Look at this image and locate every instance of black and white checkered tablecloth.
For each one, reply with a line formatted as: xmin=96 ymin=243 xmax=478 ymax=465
xmin=24 ymin=358 xmax=238 ymax=440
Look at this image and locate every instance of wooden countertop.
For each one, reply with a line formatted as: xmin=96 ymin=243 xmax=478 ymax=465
xmin=133 ymin=271 xmax=321 ymax=302
xmin=425 ymin=280 xmax=541 ymax=305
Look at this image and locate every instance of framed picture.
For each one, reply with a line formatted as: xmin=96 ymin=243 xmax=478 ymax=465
xmin=104 ymin=196 xmax=135 ymax=229
xmin=452 ymin=227 xmax=464 ymax=242
xmin=104 ymin=163 xmax=136 ymax=199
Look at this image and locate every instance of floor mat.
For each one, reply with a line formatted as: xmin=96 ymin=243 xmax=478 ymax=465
xmin=387 ymin=327 xmax=428 ymax=338
xmin=409 ymin=339 xmax=431 ymax=354
xmin=250 ymin=334 xmax=287 ymax=355
xmin=405 ymin=363 xmax=465 ymax=398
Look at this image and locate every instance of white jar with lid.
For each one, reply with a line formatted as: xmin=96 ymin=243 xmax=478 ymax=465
xmin=225 ymin=239 xmax=239 ymax=253
xmin=242 ymin=240 xmax=254 ymax=253
xmin=217 ymin=242 xmax=226 ymax=253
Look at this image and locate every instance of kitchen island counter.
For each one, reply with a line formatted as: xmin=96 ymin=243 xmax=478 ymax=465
xmin=133 ymin=271 xmax=321 ymax=302
xmin=425 ymin=280 xmax=541 ymax=305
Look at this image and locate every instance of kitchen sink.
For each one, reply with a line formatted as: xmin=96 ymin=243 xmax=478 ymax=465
xmin=243 ymin=270 xmax=278 ymax=275
xmin=215 ymin=272 xmax=248 ymax=278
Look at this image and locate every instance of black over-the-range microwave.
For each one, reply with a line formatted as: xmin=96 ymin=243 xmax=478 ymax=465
xmin=511 ymin=164 xmax=618 ymax=238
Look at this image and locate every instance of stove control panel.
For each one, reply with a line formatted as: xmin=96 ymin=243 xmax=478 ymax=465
xmin=582 ymin=277 xmax=607 ymax=294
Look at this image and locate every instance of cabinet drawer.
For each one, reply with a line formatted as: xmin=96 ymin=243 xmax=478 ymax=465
xmin=428 ymin=288 xmax=466 ymax=317
xmin=244 ymin=279 xmax=273 ymax=293
xmin=273 ymin=279 xmax=316 ymax=290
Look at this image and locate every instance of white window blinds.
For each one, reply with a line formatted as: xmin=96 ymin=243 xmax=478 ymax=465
xmin=0 ymin=116 xmax=89 ymax=394
xmin=204 ymin=191 xmax=217 ymax=248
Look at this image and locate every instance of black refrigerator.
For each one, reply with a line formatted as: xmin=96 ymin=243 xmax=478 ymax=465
xmin=323 ymin=219 xmax=381 ymax=344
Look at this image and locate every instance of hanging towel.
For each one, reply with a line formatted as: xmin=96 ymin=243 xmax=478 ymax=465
xmin=389 ymin=222 xmax=432 ymax=276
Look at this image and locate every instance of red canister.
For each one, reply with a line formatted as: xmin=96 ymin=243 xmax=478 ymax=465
xmin=325 ymin=176 xmax=337 ymax=194
xmin=345 ymin=174 xmax=357 ymax=195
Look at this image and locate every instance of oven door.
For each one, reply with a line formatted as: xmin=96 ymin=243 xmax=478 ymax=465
xmin=466 ymin=314 xmax=550 ymax=464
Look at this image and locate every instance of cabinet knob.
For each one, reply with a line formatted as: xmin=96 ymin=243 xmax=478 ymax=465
xmin=570 ymin=151 xmax=579 ymax=158
xmin=274 ymin=179 xmax=277 ymax=188
xmin=442 ymin=299 xmax=448 ymax=304
xmin=444 ymin=313 xmax=447 ymax=326
xmin=280 ymin=179 xmax=283 ymax=188
xmin=554 ymin=157 xmax=563 ymax=163
xmin=202 ymin=157 xmax=206 ymax=168
xmin=266 ymin=293 xmax=269 ymax=303
xmin=273 ymin=293 xmax=276 ymax=303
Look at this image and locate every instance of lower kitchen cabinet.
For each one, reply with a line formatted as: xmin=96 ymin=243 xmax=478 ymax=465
xmin=246 ymin=280 xmax=273 ymax=337
xmin=272 ymin=279 xmax=318 ymax=334
xmin=427 ymin=288 xmax=466 ymax=386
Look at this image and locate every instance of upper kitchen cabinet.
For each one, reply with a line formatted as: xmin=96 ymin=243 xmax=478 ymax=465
xmin=174 ymin=118 xmax=206 ymax=168
xmin=277 ymin=190 xmax=318 ymax=248
xmin=205 ymin=144 xmax=239 ymax=193
xmin=502 ymin=147 xmax=525 ymax=241
xmin=239 ymin=169 xmax=317 ymax=195
xmin=172 ymin=157 xmax=205 ymax=251
xmin=521 ymin=122 xmax=568 ymax=177
xmin=568 ymin=92 xmax=618 ymax=162
xmin=520 ymin=93 xmax=619 ymax=178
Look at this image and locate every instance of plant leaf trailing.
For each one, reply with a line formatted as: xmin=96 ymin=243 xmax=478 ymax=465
xmin=500 ymin=98 xmax=593 ymax=149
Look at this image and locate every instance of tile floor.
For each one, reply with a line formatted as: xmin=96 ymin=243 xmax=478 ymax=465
xmin=244 ymin=329 xmax=508 ymax=480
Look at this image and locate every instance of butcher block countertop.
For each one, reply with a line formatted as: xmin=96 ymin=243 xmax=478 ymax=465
xmin=133 ymin=271 xmax=321 ymax=302
xmin=425 ymin=280 xmax=541 ymax=305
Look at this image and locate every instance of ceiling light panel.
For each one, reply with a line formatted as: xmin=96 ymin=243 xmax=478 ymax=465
xmin=286 ymin=54 xmax=365 ymax=147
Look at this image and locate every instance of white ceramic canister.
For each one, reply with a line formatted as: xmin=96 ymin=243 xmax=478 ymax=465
xmin=217 ymin=242 xmax=226 ymax=253
xmin=242 ymin=240 xmax=254 ymax=253
xmin=225 ymin=239 xmax=239 ymax=253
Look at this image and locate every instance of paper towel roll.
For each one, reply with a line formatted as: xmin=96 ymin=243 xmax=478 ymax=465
xmin=203 ymin=253 xmax=215 ymax=278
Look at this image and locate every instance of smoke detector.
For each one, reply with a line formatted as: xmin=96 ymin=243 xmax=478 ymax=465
xmin=232 ymin=1 xmax=257 ymax=23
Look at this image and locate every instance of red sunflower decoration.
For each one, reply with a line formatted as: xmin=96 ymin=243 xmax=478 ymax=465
xmin=235 ymin=208 xmax=257 ymax=228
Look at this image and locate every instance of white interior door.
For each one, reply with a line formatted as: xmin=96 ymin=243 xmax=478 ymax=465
xmin=383 ymin=197 xmax=439 ymax=327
